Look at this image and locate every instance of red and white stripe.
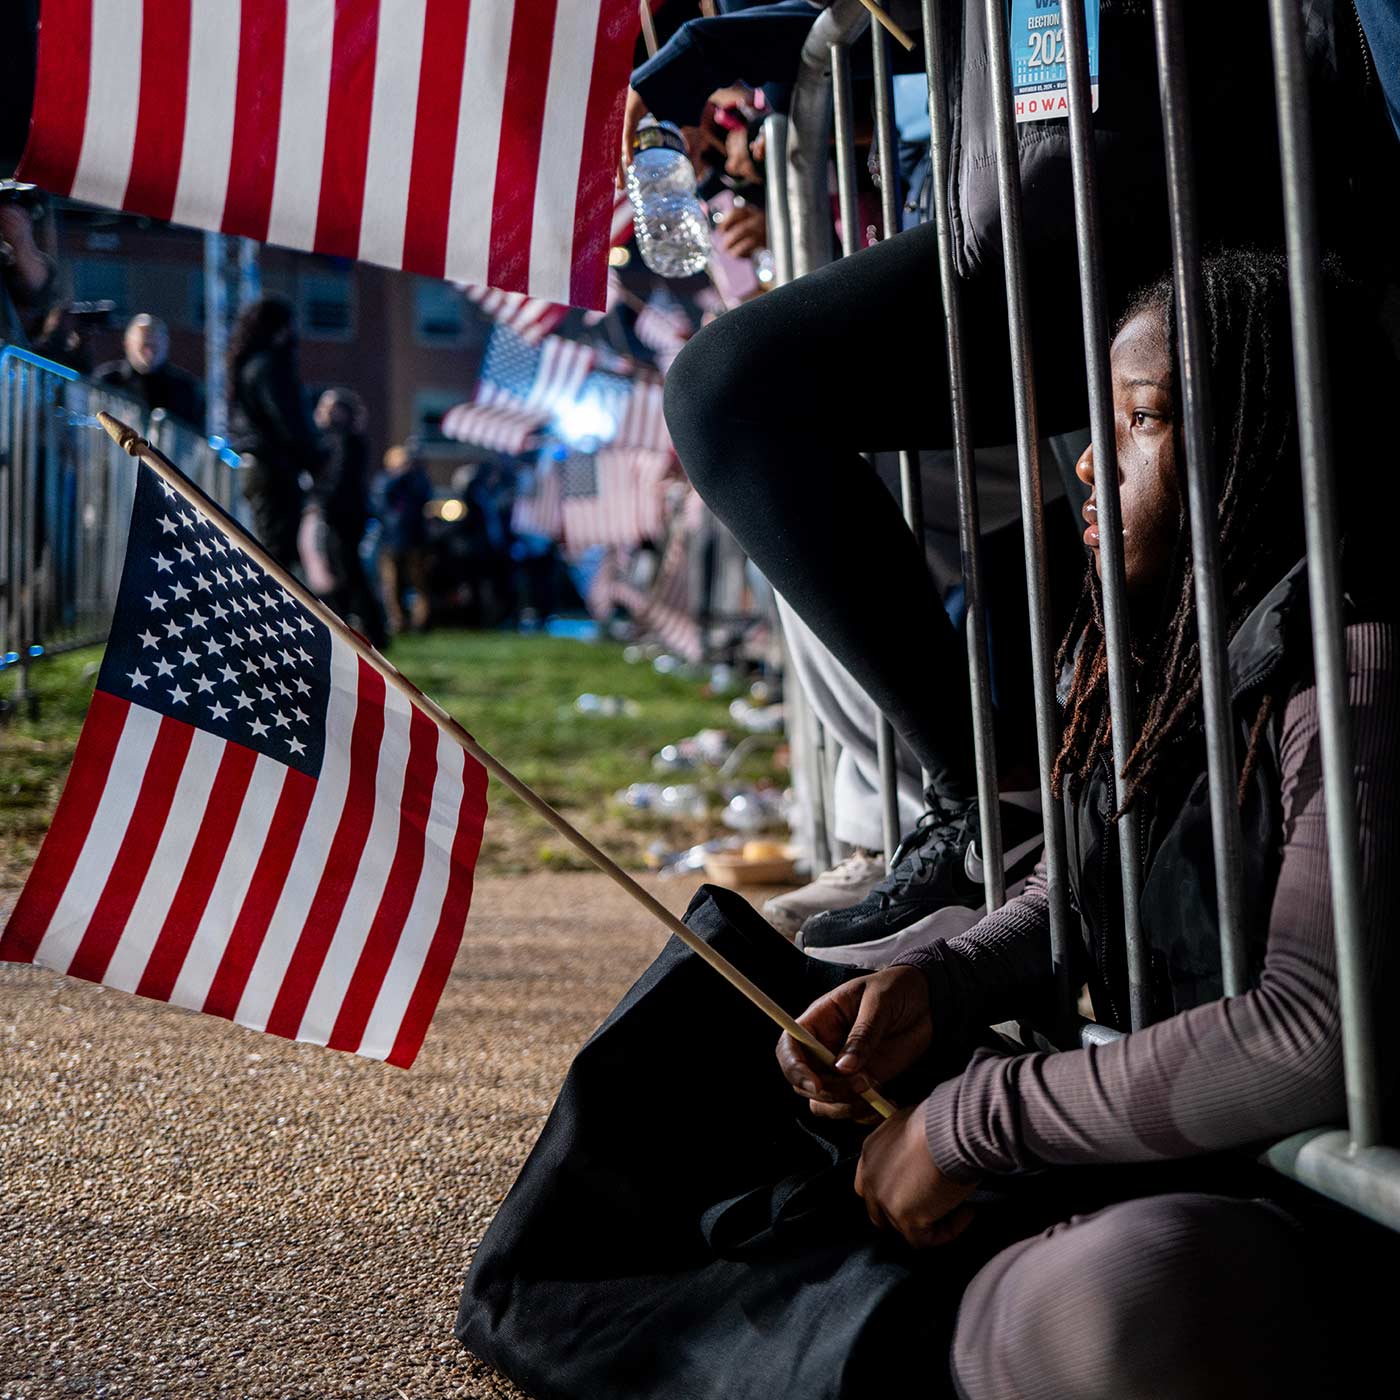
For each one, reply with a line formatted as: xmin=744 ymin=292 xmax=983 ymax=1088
xmin=613 ymin=378 xmax=670 ymax=452
xmin=0 ymin=638 xmax=488 ymax=1068
xmin=19 ymin=0 xmax=639 ymax=309
xmin=561 ymin=447 xmax=665 ymax=553
xmin=440 ymin=403 xmax=545 ymax=455
xmin=511 ymin=461 xmax=564 ymax=538
xmin=459 ymin=285 xmax=570 ymax=347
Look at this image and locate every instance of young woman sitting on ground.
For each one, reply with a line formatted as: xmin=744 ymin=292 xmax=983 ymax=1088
xmin=457 ymin=248 xmax=1400 ymax=1400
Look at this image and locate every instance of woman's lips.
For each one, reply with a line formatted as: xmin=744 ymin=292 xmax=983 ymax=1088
xmin=1082 ymin=499 xmax=1099 ymax=549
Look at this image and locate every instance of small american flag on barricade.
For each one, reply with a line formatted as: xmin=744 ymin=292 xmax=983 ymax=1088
xmin=441 ymin=327 xmax=595 ymax=455
xmin=0 ymin=463 xmax=488 ymax=1067
xmin=19 ymin=0 xmax=639 ymax=309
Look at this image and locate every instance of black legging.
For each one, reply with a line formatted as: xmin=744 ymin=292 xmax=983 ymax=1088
xmin=665 ymin=220 xmax=1097 ymax=804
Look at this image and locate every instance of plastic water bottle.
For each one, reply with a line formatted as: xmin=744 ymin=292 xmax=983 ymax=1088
xmin=626 ymin=119 xmax=711 ymax=279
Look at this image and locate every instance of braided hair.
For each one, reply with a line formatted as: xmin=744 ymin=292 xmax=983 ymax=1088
xmin=1052 ymin=248 xmax=1387 ymax=816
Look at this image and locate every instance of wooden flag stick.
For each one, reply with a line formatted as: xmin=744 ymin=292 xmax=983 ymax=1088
xmin=639 ymin=1 xmax=659 ymax=59
xmin=859 ymin=0 xmax=916 ymax=53
xmin=95 ymin=412 xmax=896 ymax=1119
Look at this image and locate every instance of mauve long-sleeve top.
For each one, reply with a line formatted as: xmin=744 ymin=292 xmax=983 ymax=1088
xmin=890 ymin=623 xmax=1400 ymax=1184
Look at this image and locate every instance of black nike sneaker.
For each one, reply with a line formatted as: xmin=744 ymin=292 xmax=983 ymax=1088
xmin=796 ymin=797 xmax=1043 ymax=957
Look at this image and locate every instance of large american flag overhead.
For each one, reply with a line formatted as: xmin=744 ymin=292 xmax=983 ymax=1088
xmin=0 ymin=465 xmax=488 ymax=1068
xmin=18 ymin=0 xmax=639 ymax=309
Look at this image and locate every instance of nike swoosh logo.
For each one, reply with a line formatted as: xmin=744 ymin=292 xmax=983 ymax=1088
xmin=964 ymin=831 xmax=1044 ymax=884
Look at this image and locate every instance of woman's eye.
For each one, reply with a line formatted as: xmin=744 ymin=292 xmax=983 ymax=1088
xmin=1132 ymin=410 xmax=1152 ymax=428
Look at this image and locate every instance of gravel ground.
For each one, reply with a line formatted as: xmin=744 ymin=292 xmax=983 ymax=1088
xmin=1 ymin=871 xmax=711 ymax=1400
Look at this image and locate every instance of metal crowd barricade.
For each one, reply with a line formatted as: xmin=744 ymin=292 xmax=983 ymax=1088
xmin=0 ymin=344 xmax=240 ymax=707
xmin=774 ymin=0 xmax=1398 ymax=1233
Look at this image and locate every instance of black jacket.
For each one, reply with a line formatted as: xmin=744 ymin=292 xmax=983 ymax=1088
xmin=1062 ymin=562 xmax=1319 ymax=1029
xmin=94 ymin=359 xmax=204 ymax=429
xmin=227 ymin=346 xmax=321 ymax=477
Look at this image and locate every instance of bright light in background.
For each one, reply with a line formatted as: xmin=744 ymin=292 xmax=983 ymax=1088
xmin=553 ymin=395 xmax=617 ymax=450
xmin=608 ymin=246 xmax=631 ymax=267
xmin=439 ymin=498 xmax=465 ymax=522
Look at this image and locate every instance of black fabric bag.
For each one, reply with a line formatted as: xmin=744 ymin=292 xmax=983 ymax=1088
xmin=454 ymin=886 xmax=1158 ymax=1400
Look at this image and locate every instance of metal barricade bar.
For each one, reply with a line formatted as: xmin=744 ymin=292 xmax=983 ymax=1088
xmin=1150 ymin=0 xmax=1248 ymax=994
xmin=1059 ymin=0 xmax=1150 ymax=1030
xmin=891 ymin=3 xmax=1001 ymax=908
xmin=978 ymin=0 xmax=1077 ymax=1022
xmin=828 ymin=29 xmax=900 ymax=858
xmin=1265 ymin=0 xmax=1381 ymax=1150
xmin=0 ymin=344 xmax=241 ymax=704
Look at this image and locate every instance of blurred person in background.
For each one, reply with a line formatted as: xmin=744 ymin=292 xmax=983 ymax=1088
xmin=30 ymin=301 xmax=99 ymax=375
xmin=96 ymin=313 xmax=203 ymax=427
xmin=0 ymin=187 xmax=56 ymax=346
xmin=227 ymin=296 xmax=322 ymax=572
xmin=312 ymin=386 xmax=387 ymax=649
xmin=372 ymin=443 xmax=433 ymax=635
xmin=461 ymin=460 xmax=518 ymax=628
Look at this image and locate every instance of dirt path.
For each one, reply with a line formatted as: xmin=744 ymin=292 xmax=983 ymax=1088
xmin=1 ymin=872 xmax=711 ymax=1399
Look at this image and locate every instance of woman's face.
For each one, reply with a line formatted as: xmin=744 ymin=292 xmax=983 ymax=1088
xmin=1076 ymin=308 xmax=1182 ymax=602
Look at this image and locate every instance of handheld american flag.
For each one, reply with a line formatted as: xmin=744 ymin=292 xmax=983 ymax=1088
xmin=18 ymin=0 xmax=639 ymax=309
xmin=0 ymin=452 xmax=488 ymax=1068
xmin=0 ymin=425 xmax=898 ymax=1121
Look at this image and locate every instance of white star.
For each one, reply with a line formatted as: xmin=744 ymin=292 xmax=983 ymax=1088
xmin=153 ymin=553 xmax=173 ymax=573
xmin=138 ymin=629 xmax=159 ymax=649
xmin=287 ymin=737 xmax=306 ymax=757
xmin=233 ymin=690 xmax=253 ymax=710
xmin=292 ymin=707 xmax=308 ymax=724
xmin=272 ymin=710 xmax=290 ymax=729
xmin=163 ymin=619 xmax=184 ymax=639
xmin=261 ymin=594 xmax=278 ymax=611
xmin=194 ymin=674 xmax=214 ymax=694
xmin=219 ymin=664 xmax=239 ymax=684
xmin=277 ymin=681 xmax=291 ymax=698
xmin=179 ymin=646 xmax=199 ymax=666
xmin=249 ymin=718 xmax=269 ymax=737
xmin=126 ymin=667 xmax=149 ymax=689
xmin=280 ymin=619 xmax=296 ymax=637
xmin=245 ymin=593 xmax=262 ymax=612
xmin=293 ymin=677 xmax=311 ymax=696
xmin=182 ymin=512 xmax=197 ymax=528
xmin=296 ymin=648 xmax=312 ymax=665
xmin=204 ymin=637 xmax=224 ymax=657
xmin=154 ymin=658 xmax=175 ymax=678
xmin=213 ymin=570 xmax=227 ymax=587
xmin=258 ymin=684 xmax=274 ymax=703
xmin=279 ymin=650 xmax=295 ymax=667
xmin=175 ymin=544 xmax=194 ymax=564
xmin=242 ymin=657 xmax=260 ymax=676
xmin=159 ymin=479 xmax=177 ymax=498
xmin=146 ymin=590 xmax=166 ymax=611
xmin=158 ymin=515 xmax=178 ymax=534
xmin=229 ymin=597 xmax=245 ymax=615
xmin=169 ymin=684 xmax=190 ymax=705
xmin=187 ymin=608 xmax=208 ymax=630
xmin=196 ymin=539 xmax=212 ymax=557
xmin=243 ymin=565 xmax=258 ymax=583
xmin=297 ymin=617 xmax=314 ymax=634
xmin=194 ymin=572 xmax=212 ymax=591
xmin=171 ymin=582 xmax=191 ymax=602
xmin=211 ymin=602 xmax=229 ymax=622
xmin=210 ymin=701 xmax=230 ymax=722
